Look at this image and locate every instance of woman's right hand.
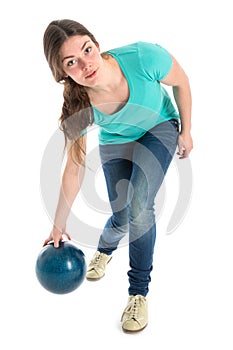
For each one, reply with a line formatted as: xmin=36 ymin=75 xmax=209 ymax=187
xmin=43 ymin=226 xmax=71 ymax=248
xmin=42 ymin=137 xmax=85 ymax=249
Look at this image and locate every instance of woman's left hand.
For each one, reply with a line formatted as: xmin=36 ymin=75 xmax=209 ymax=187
xmin=177 ymin=132 xmax=193 ymax=159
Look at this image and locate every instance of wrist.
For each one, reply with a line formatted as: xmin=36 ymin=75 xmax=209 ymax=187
xmin=180 ymin=123 xmax=191 ymax=135
xmin=53 ymin=223 xmax=66 ymax=233
xmin=180 ymin=129 xmax=191 ymax=136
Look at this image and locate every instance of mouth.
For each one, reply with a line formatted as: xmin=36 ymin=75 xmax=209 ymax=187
xmin=85 ymin=69 xmax=97 ymax=79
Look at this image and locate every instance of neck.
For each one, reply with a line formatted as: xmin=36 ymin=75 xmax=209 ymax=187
xmin=86 ymin=56 xmax=123 ymax=96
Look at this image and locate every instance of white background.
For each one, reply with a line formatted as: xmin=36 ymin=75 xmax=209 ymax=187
xmin=1 ymin=0 xmax=232 ymax=348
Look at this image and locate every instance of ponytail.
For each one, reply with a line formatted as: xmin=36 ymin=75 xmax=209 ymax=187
xmin=60 ymin=77 xmax=94 ymax=164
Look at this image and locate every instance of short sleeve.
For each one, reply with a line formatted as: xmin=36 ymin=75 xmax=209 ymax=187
xmin=80 ymin=129 xmax=87 ymax=137
xmin=138 ymin=42 xmax=172 ymax=81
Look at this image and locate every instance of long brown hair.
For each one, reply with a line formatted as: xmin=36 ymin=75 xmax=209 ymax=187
xmin=43 ymin=19 xmax=99 ymax=164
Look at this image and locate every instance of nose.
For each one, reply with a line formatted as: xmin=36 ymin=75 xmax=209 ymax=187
xmin=78 ymin=57 xmax=91 ymax=71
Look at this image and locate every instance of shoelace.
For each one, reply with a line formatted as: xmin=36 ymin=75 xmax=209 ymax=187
xmin=91 ymin=253 xmax=105 ymax=270
xmin=126 ymin=296 xmax=140 ymax=319
xmin=93 ymin=254 xmax=101 ymax=267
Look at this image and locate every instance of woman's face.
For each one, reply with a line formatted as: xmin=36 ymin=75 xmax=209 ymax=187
xmin=60 ymin=35 xmax=102 ymax=87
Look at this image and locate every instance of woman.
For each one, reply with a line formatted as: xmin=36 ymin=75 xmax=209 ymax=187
xmin=43 ymin=19 xmax=193 ymax=332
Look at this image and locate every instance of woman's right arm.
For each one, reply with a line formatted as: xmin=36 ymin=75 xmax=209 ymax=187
xmin=43 ymin=136 xmax=87 ymax=248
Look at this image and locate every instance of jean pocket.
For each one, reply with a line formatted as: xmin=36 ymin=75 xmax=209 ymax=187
xmin=169 ymin=119 xmax=180 ymax=132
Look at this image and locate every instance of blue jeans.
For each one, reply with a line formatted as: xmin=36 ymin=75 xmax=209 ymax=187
xmin=98 ymin=120 xmax=179 ymax=296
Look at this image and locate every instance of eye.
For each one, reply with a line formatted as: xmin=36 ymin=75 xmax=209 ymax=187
xmin=85 ymin=46 xmax=92 ymax=54
xmin=67 ymin=59 xmax=76 ymax=67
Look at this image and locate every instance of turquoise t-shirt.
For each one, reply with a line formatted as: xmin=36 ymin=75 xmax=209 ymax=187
xmin=92 ymin=41 xmax=180 ymax=145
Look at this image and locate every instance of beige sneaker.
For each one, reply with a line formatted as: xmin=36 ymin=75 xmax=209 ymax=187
xmin=121 ymin=295 xmax=148 ymax=332
xmin=86 ymin=251 xmax=112 ymax=281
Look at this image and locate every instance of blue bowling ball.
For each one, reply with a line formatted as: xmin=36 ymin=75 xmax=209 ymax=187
xmin=35 ymin=241 xmax=86 ymax=294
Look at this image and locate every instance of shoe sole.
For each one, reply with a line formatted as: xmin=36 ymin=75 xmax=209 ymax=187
xmin=86 ymin=256 xmax=112 ymax=281
xmin=122 ymin=323 xmax=148 ymax=333
xmin=86 ymin=275 xmax=104 ymax=281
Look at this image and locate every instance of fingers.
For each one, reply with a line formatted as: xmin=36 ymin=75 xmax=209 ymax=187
xmin=177 ymin=134 xmax=193 ymax=159
xmin=177 ymin=146 xmax=189 ymax=159
xmin=53 ymin=233 xmax=71 ymax=248
xmin=177 ymin=146 xmax=186 ymax=159
xmin=63 ymin=232 xmax=72 ymax=240
xmin=43 ymin=232 xmax=72 ymax=248
xmin=43 ymin=234 xmax=53 ymax=247
xmin=53 ymin=238 xmax=60 ymax=249
xmin=43 ymin=238 xmax=51 ymax=247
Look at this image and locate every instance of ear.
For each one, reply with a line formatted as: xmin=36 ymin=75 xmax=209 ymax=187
xmin=95 ymin=42 xmax=100 ymax=52
xmin=62 ymin=71 xmax=68 ymax=78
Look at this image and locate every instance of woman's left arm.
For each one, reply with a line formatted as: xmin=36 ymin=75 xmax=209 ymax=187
xmin=159 ymin=56 xmax=193 ymax=159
